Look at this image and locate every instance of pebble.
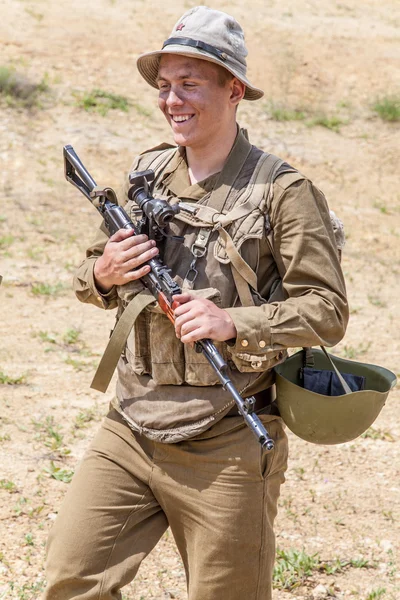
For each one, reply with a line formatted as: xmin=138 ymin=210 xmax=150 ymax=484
xmin=312 ymin=584 xmax=328 ymax=599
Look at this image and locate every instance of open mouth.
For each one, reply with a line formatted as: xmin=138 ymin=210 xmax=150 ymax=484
xmin=170 ymin=114 xmax=194 ymax=123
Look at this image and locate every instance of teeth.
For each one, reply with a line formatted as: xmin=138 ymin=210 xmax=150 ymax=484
xmin=172 ymin=115 xmax=192 ymax=122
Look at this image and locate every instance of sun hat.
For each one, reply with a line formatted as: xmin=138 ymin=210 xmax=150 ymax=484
xmin=136 ymin=6 xmax=264 ymax=101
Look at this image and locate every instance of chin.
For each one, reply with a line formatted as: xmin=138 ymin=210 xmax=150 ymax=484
xmin=172 ymin=134 xmax=191 ymax=147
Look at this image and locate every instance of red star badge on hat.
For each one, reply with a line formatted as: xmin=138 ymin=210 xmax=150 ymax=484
xmin=176 ymin=23 xmax=185 ymax=31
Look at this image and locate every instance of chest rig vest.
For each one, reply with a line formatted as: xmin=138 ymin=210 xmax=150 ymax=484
xmin=91 ymin=131 xmax=344 ymax=442
xmin=91 ymin=130 xmax=302 ymax=395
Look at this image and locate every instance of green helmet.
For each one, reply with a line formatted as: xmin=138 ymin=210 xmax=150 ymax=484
xmin=274 ymin=348 xmax=397 ymax=445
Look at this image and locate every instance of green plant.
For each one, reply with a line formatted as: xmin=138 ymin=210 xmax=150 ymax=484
xmin=32 ymin=416 xmax=70 ymax=454
xmin=14 ymin=496 xmax=28 ymax=517
xmin=267 ymin=102 xmax=306 ymax=122
xmin=373 ymin=201 xmax=389 ymax=214
xmin=366 ymin=588 xmax=386 ymax=600
xmin=361 ymin=427 xmax=394 ymax=442
xmin=273 ymin=548 xmax=319 ymax=589
xmin=0 ymin=66 xmax=48 ymax=108
xmin=341 ymin=341 xmax=371 ymax=359
xmin=0 ymin=371 xmax=27 ymax=385
xmin=25 ymin=7 xmax=44 ymax=20
xmin=368 ymin=295 xmax=387 ymax=308
xmin=37 ymin=330 xmax=58 ymax=344
xmin=0 ymin=478 xmax=18 ymax=493
xmin=7 ymin=579 xmax=46 ymax=598
xmin=0 ymin=234 xmax=14 ymax=250
xmin=372 ymin=96 xmax=400 ymax=122
xmin=75 ymin=88 xmax=129 ymax=116
xmin=63 ymin=327 xmax=81 ymax=345
xmin=30 ymin=282 xmax=66 ymax=296
xmin=64 ymin=356 xmax=96 ymax=371
xmin=307 ymin=114 xmax=348 ymax=132
xmin=24 ymin=532 xmax=34 ymax=546
xmin=44 ymin=461 xmax=74 ymax=483
xmin=74 ymin=407 xmax=96 ymax=429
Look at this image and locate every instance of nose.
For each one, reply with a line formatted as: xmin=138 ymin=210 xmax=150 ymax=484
xmin=165 ymin=88 xmax=184 ymax=108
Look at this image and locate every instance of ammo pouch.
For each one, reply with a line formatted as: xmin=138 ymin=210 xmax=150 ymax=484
xmin=122 ymin=286 xmax=229 ymax=387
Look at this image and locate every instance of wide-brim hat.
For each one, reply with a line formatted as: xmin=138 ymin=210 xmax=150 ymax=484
xmin=137 ymin=6 xmax=264 ymax=101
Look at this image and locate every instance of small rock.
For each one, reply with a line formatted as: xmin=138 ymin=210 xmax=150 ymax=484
xmin=380 ymin=539 xmax=393 ymax=552
xmin=42 ymin=235 xmax=57 ymax=243
xmin=312 ymin=584 xmax=328 ymax=599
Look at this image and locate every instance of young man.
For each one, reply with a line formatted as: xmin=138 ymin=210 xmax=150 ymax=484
xmin=44 ymin=7 xmax=348 ymax=599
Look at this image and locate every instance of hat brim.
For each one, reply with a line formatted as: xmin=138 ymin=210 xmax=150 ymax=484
xmin=137 ymin=46 xmax=264 ymax=101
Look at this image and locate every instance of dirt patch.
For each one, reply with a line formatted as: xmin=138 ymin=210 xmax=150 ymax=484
xmin=0 ymin=1 xmax=399 ymax=598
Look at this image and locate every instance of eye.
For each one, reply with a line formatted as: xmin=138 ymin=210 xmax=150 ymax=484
xmin=158 ymin=82 xmax=170 ymax=91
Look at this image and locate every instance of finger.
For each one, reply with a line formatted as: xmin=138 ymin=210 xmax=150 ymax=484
xmin=122 ymin=246 xmax=159 ymax=271
xmin=172 ymin=293 xmax=193 ymax=305
xmin=180 ymin=318 xmax=200 ymax=338
xmin=174 ymin=308 xmax=196 ymax=338
xmin=109 ymin=228 xmax=137 ymax=243
xmin=180 ymin=325 xmax=205 ymax=344
xmin=123 ymin=239 xmax=158 ymax=260
xmin=174 ymin=299 xmax=195 ymax=318
xmin=122 ymin=264 xmax=152 ymax=282
xmin=119 ymin=234 xmax=152 ymax=252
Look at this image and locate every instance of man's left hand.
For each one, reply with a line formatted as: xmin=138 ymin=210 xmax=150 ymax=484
xmin=173 ymin=293 xmax=237 ymax=344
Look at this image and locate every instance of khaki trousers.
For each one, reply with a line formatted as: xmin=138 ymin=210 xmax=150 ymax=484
xmin=44 ymin=409 xmax=288 ymax=600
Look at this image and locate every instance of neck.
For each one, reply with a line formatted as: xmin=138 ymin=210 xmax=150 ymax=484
xmin=186 ymin=123 xmax=238 ymax=185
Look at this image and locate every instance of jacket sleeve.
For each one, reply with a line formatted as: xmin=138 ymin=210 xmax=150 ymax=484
xmin=72 ymin=226 xmax=119 ymax=310
xmin=224 ymin=177 xmax=349 ymax=372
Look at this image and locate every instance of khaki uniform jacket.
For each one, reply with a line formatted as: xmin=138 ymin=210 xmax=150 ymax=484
xmin=73 ymin=129 xmax=349 ymax=442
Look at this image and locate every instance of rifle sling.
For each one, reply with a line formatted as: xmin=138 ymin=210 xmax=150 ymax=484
xmin=91 ymin=289 xmax=155 ymax=393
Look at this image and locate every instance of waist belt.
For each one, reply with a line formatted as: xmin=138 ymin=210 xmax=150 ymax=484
xmin=226 ymin=386 xmax=277 ymax=417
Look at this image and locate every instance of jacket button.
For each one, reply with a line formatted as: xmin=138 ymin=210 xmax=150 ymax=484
xmin=251 ymin=361 xmax=262 ymax=369
xmin=259 ymin=340 xmax=266 ymax=348
xmin=241 ymin=339 xmax=249 ymax=347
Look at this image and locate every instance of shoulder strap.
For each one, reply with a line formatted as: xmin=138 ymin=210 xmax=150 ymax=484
xmin=221 ymin=152 xmax=287 ymax=307
xmin=144 ymin=147 xmax=178 ymax=188
xmin=273 ymin=170 xmax=305 ymax=191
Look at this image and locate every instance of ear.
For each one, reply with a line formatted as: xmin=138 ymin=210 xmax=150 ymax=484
xmin=230 ymin=78 xmax=246 ymax=106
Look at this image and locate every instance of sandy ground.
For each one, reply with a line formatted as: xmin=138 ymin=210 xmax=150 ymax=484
xmin=0 ymin=0 xmax=399 ymax=598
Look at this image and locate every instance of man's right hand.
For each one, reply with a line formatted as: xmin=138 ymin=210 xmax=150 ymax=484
xmin=93 ymin=229 xmax=159 ymax=294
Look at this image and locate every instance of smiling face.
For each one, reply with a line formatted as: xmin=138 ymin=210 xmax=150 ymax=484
xmin=157 ymin=54 xmax=244 ymax=152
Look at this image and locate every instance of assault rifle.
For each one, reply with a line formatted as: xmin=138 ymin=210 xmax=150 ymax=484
xmin=63 ymin=145 xmax=274 ymax=452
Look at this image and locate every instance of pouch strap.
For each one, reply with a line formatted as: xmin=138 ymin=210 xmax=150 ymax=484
xmin=216 ymin=225 xmax=258 ymax=292
xmin=231 ymin=264 xmax=254 ymax=307
xmin=320 ymin=346 xmax=352 ymax=394
xmin=183 ymin=227 xmax=213 ymax=288
xmin=91 ymin=289 xmax=156 ymax=393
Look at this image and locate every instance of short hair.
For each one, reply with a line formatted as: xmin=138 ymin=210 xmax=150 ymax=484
xmin=216 ymin=65 xmax=234 ymax=87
